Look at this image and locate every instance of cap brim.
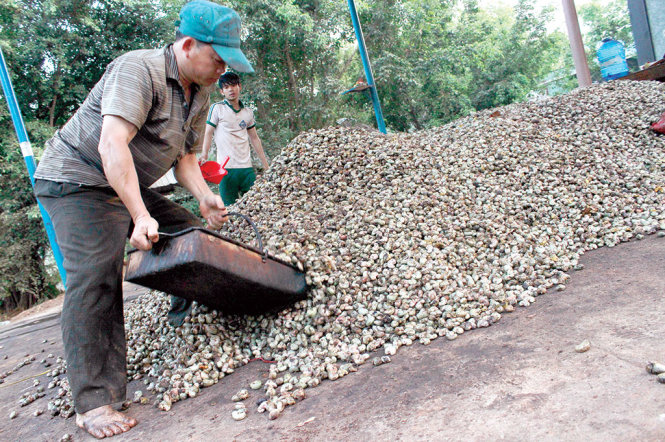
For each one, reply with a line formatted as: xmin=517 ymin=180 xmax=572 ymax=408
xmin=212 ymin=45 xmax=254 ymax=73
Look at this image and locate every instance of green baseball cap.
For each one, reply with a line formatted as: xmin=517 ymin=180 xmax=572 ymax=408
xmin=177 ymin=0 xmax=254 ymax=73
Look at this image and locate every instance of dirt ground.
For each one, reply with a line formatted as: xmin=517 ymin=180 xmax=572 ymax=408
xmin=1 ymin=236 xmax=665 ymax=441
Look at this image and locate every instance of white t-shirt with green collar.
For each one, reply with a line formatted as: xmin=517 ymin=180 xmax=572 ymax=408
xmin=207 ymin=99 xmax=256 ymax=169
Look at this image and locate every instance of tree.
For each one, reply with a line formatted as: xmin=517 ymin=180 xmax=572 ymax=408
xmin=0 ymin=109 xmax=59 ymax=311
xmin=1 ymin=0 xmax=173 ymax=127
xmin=221 ymin=0 xmax=350 ymax=156
xmin=579 ymin=0 xmax=633 ymax=49
xmin=341 ymin=0 xmax=562 ymax=130
xmin=466 ymin=0 xmax=561 ymax=110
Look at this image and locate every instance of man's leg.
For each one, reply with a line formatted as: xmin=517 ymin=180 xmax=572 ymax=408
xmin=237 ymin=167 xmax=256 ymax=200
xmin=35 ymin=180 xmax=137 ymax=438
xmin=139 ymin=186 xmax=203 ymax=326
xmin=219 ymin=168 xmax=241 ymax=206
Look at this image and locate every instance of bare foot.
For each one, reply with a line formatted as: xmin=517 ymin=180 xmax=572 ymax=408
xmin=76 ymin=405 xmax=138 ymax=439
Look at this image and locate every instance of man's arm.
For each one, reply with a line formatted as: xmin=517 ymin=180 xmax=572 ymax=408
xmin=98 ymin=115 xmax=158 ymax=251
xmin=174 ymin=152 xmax=228 ymax=229
xmin=247 ymin=127 xmax=269 ymax=170
xmin=199 ymin=124 xmax=215 ymax=164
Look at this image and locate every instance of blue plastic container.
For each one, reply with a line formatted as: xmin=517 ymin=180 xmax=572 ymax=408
xmin=596 ymin=38 xmax=629 ymax=81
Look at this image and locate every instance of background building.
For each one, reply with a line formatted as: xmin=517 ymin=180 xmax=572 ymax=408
xmin=628 ymin=0 xmax=665 ymax=65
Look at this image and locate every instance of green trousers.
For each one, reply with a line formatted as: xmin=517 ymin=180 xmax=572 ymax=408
xmin=219 ymin=167 xmax=256 ymax=205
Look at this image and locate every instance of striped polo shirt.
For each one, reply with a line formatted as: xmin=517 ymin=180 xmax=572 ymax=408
xmin=34 ymin=45 xmax=213 ymax=188
xmin=207 ymin=100 xmax=255 ymax=169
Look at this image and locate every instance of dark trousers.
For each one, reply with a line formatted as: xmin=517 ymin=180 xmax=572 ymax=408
xmin=218 ymin=167 xmax=256 ymax=205
xmin=34 ymin=179 xmax=201 ymax=413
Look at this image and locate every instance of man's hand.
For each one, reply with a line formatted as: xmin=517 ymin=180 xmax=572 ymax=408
xmin=130 ymin=214 xmax=160 ymax=250
xmin=174 ymin=153 xmax=227 ymax=228
xmin=199 ymin=194 xmax=228 ymax=229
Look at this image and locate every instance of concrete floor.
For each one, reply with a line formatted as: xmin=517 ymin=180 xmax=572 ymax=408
xmin=1 ymin=236 xmax=665 ymax=441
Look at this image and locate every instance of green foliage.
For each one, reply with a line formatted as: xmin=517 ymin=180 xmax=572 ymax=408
xmin=348 ymin=0 xmax=561 ymax=130
xmin=0 ymin=105 xmax=58 ymax=312
xmin=0 ymin=207 xmax=59 ymax=312
xmin=465 ymin=0 xmax=560 ymax=109
xmin=1 ymin=0 xmax=173 ymax=126
xmin=579 ymin=0 xmax=633 ymax=48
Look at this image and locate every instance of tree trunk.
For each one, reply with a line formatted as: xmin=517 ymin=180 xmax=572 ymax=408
xmin=49 ymin=66 xmax=61 ymax=126
xmin=49 ymin=94 xmax=58 ymax=127
xmin=255 ymin=50 xmax=267 ymax=120
xmin=32 ymin=245 xmax=46 ymax=299
xmin=254 ymin=47 xmax=272 ymax=154
xmin=309 ymin=62 xmax=320 ymax=127
xmin=309 ymin=61 xmax=315 ymax=98
xmin=408 ymin=104 xmax=423 ymax=130
xmin=10 ymin=290 xmax=20 ymax=311
xmin=284 ymin=39 xmax=299 ymax=131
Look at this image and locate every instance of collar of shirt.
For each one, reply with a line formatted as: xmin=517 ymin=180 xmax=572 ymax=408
xmin=223 ymin=99 xmax=244 ymax=113
xmin=165 ymin=44 xmax=202 ymax=121
xmin=165 ymin=44 xmax=180 ymax=83
xmin=165 ymin=44 xmax=200 ymax=96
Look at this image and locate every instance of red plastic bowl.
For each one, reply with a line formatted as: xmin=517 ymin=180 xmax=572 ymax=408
xmin=200 ymin=157 xmax=229 ymax=184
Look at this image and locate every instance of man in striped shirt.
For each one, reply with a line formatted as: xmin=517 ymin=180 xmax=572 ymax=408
xmin=33 ymin=1 xmax=253 ymax=438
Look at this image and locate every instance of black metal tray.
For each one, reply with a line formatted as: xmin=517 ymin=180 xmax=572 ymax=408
xmin=124 ymin=214 xmax=307 ymax=315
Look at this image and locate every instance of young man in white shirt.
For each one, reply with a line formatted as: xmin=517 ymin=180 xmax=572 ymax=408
xmin=200 ymin=72 xmax=269 ymax=205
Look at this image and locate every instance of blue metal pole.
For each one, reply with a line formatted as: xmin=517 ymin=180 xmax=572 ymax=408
xmin=0 ymin=48 xmax=67 ymax=287
xmin=346 ymin=0 xmax=387 ymax=134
